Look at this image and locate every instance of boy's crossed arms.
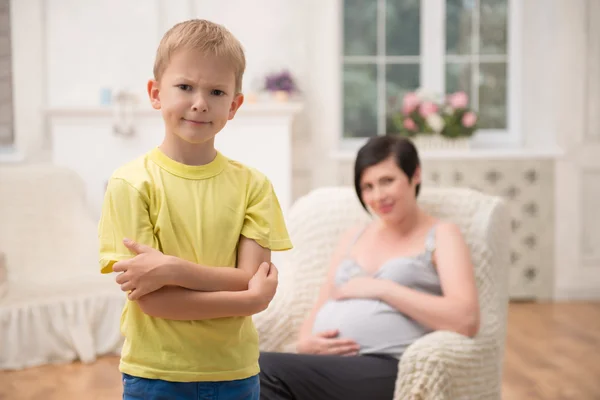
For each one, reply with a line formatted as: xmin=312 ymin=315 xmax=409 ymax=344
xmin=111 ymin=235 xmax=278 ymax=320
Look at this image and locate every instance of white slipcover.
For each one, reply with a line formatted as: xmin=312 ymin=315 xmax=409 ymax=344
xmin=0 ymin=164 xmax=125 ymax=370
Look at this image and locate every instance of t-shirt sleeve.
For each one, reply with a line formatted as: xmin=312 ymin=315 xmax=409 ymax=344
xmin=240 ymin=175 xmax=293 ymax=251
xmin=98 ymin=177 xmax=159 ymax=274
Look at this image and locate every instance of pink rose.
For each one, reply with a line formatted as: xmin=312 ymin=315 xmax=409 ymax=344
xmin=403 ymin=118 xmax=417 ymax=131
xmin=402 ymin=92 xmax=420 ymax=115
xmin=419 ymin=101 xmax=438 ymax=118
xmin=462 ymin=112 xmax=477 ymax=128
xmin=449 ymin=91 xmax=469 ymax=109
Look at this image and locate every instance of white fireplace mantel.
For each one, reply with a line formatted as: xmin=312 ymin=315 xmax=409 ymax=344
xmin=47 ymin=101 xmax=303 ymax=219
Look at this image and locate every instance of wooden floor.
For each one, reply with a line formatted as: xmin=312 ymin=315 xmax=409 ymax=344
xmin=502 ymin=302 xmax=600 ymax=399
xmin=0 ymin=302 xmax=599 ymax=400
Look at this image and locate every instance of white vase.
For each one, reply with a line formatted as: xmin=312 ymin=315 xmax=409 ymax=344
xmin=411 ymin=135 xmax=471 ymax=150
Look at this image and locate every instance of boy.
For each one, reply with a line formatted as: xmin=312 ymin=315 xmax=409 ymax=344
xmin=98 ymin=19 xmax=292 ymax=399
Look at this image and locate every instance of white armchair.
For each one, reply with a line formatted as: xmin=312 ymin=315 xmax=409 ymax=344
xmin=254 ymin=186 xmax=510 ymax=400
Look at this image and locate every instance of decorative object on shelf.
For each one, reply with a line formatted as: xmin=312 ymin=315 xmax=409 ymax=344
xmin=388 ymin=89 xmax=478 ymax=150
xmin=264 ymin=69 xmax=299 ymax=102
xmin=112 ymin=89 xmax=138 ymax=137
xmin=99 ymin=87 xmax=112 ymax=106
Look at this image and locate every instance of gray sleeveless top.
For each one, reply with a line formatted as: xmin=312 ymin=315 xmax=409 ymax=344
xmin=312 ymin=225 xmax=443 ymax=359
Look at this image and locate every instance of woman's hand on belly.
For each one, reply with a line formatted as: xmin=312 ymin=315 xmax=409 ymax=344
xmin=297 ymin=329 xmax=360 ymax=356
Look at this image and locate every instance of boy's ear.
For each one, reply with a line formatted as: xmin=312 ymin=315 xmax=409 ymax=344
xmin=147 ymin=79 xmax=161 ymax=110
xmin=228 ymin=93 xmax=244 ymax=120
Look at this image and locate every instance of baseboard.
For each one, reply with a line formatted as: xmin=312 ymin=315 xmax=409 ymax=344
xmin=554 ymin=286 xmax=600 ymax=301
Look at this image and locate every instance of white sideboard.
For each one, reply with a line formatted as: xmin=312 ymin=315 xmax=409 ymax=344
xmin=47 ymin=102 xmax=303 ymax=219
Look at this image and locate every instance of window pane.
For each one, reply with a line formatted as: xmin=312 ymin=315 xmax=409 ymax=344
xmin=0 ymin=80 xmax=11 ymax=103
xmin=0 ymin=8 xmax=8 ymax=35
xmin=0 ymin=38 xmax=8 ymax=57
xmin=480 ymin=0 xmax=508 ymax=54
xmin=0 ymin=102 xmax=11 ymax=123
xmin=446 ymin=62 xmax=472 ymax=97
xmin=386 ymin=64 xmax=420 ymax=133
xmin=386 ymin=0 xmax=420 ymax=56
xmin=344 ymin=0 xmax=378 ymax=56
xmin=0 ymin=104 xmax=12 ymax=146
xmin=343 ymin=64 xmax=378 ymax=138
xmin=0 ymin=57 xmax=9 ymax=79
xmin=446 ymin=0 xmax=474 ymax=55
xmin=478 ymin=62 xmax=507 ymax=129
xmin=386 ymin=64 xmax=420 ymax=103
xmin=0 ymin=127 xmax=10 ymax=145
xmin=0 ymin=0 xmax=13 ymax=146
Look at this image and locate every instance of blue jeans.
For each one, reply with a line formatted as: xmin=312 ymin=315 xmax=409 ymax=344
xmin=122 ymin=373 xmax=260 ymax=400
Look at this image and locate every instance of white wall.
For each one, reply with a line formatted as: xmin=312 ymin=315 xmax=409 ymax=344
xmin=9 ymin=0 xmax=313 ymax=163
xmin=45 ymin=0 xmax=310 ymax=107
xmin=519 ymin=0 xmax=559 ymax=149
xmin=192 ymin=0 xmax=310 ymax=95
xmin=553 ymin=0 xmax=600 ymax=300
xmin=46 ymin=0 xmax=157 ymax=107
xmin=11 ymin=0 xmax=564 ymax=176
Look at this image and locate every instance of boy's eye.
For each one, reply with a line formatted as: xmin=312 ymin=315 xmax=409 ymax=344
xmin=211 ymin=89 xmax=225 ymax=96
xmin=177 ymin=84 xmax=192 ymax=91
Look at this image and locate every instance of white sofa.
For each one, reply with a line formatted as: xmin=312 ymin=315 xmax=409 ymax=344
xmin=254 ymin=186 xmax=510 ymax=400
xmin=0 ymin=164 xmax=125 ymax=370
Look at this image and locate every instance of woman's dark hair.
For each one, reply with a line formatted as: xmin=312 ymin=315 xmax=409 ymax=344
xmin=354 ymin=135 xmax=421 ymax=210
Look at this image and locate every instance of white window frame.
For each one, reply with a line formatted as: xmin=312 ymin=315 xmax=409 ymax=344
xmin=338 ymin=0 xmax=522 ymax=149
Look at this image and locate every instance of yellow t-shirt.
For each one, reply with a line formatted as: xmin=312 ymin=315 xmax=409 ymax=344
xmin=98 ymin=147 xmax=292 ymax=382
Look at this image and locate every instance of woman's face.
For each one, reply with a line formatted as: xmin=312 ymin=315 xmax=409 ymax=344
xmin=359 ymin=156 xmax=421 ymax=222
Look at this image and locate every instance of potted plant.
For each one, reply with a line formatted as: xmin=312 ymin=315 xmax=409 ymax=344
xmin=264 ymin=69 xmax=299 ymax=102
xmin=388 ymin=89 xmax=478 ymax=150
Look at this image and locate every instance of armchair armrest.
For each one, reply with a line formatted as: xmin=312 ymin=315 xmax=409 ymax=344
xmin=394 ymin=331 xmax=502 ymax=400
xmin=254 ymin=282 xmax=300 ymax=353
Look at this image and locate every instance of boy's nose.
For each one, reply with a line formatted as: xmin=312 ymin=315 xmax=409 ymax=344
xmin=192 ymin=96 xmax=208 ymax=112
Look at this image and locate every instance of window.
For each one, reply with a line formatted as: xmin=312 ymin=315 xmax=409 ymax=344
xmin=0 ymin=0 xmax=14 ymax=147
xmin=341 ymin=0 xmax=519 ymax=145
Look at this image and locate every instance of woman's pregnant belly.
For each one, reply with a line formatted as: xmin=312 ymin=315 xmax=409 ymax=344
xmin=312 ymin=298 xmax=428 ymax=356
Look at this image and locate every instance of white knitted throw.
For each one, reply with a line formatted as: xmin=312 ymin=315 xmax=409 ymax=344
xmin=253 ymin=186 xmax=510 ymax=400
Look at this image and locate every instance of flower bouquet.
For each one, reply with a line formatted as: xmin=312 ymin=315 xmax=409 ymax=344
xmin=389 ymin=89 xmax=478 ymax=149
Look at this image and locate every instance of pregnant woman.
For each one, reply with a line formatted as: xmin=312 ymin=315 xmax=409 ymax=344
xmin=259 ymin=135 xmax=481 ymax=400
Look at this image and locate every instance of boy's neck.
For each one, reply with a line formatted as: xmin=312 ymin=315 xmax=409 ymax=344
xmin=159 ymin=135 xmax=217 ymax=166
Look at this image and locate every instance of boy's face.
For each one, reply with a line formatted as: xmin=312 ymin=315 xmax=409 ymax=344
xmin=147 ymin=50 xmax=243 ymax=145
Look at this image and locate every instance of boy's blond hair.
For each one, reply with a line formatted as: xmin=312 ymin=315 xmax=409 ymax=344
xmin=153 ymin=19 xmax=246 ymax=93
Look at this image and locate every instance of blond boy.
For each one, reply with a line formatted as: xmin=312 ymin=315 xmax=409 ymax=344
xmin=98 ymin=19 xmax=292 ymax=399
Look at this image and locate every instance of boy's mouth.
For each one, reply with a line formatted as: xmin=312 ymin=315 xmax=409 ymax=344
xmin=183 ymin=118 xmax=211 ymax=125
